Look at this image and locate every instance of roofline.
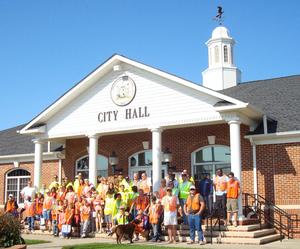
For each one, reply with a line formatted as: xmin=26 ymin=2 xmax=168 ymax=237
xmin=245 ymin=130 xmax=300 ymax=140
xmin=240 ymin=74 xmax=300 ymax=85
xmin=0 ymin=152 xmax=63 ymax=164
xmin=20 ymin=54 xmax=249 ymax=134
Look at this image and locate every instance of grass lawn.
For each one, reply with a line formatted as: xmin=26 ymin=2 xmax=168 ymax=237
xmin=25 ymin=239 xmax=51 ymax=245
xmin=63 ymin=243 xmax=191 ymax=249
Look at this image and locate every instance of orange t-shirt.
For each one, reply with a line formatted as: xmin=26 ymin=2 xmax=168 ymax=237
xmin=65 ymin=208 xmax=74 ymax=225
xmin=227 ymin=180 xmax=240 ymax=199
xmin=43 ymin=196 xmax=53 ymax=210
xmin=80 ymin=206 xmax=90 ymax=221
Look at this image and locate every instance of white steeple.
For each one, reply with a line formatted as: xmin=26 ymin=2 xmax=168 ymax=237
xmin=202 ymin=26 xmax=241 ymax=90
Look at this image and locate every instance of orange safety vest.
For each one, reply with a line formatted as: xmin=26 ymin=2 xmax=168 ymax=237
xmin=186 ymin=193 xmax=201 ymax=212
xmin=149 ymin=203 xmax=162 ymax=224
xmin=215 ymin=175 xmax=227 ymax=192
xmin=227 ymin=180 xmax=240 ymax=199
xmin=43 ymin=196 xmax=53 ymax=210
xmin=5 ymin=200 xmax=17 ymax=213
xmin=159 ymin=187 xmax=167 ymax=200
xmin=65 ymin=208 xmax=74 ymax=225
xmin=26 ymin=202 xmax=35 ymax=217
xmin=162 ymin=196 xmax=177 ymax=212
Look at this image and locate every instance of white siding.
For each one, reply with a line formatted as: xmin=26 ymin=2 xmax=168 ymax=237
xmin=46 ymin=65 xmax=223 ymax=138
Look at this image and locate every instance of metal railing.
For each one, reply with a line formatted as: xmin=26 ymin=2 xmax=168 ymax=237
xmin=243 ymin=193 xmax=299 ymax=239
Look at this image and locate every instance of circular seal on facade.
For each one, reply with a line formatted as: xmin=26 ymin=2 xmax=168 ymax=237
xmin=110 ymin=75 xmax=136 ymax=106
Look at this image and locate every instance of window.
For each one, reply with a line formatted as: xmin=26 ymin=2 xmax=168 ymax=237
xmin=128 ymin=150 xmax=168 ymax=180
xmin=224 ymin=45 xmax=228 ymax=63
xmin=6 ymin=169 xmax=31 ymax=204
xmin=214 ymin=45 xmax=219 ymax=63
xmin=192 ymin=145 xmax=231 ymax=183
xmin=75 ymin=155 xmax=108 ymax=179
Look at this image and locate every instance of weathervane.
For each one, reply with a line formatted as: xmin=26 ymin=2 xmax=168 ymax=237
xmin=214 ymin=6 xmax=224 ymax=25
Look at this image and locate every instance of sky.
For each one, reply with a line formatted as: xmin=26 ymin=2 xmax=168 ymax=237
xmin=0 ymin=0 xmax=300 ymax=131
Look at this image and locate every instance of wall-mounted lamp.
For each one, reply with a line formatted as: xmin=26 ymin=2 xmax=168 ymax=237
xmin=207 ymin=135 xmax=216 ymax=145
xmin=109 ymin=151 xmax=120 ymax=175
xmin=142 ymin=141 xmax=149 ymax=150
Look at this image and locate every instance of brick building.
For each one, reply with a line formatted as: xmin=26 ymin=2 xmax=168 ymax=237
xmin=0 ymin=26 xmax=299 ymax=220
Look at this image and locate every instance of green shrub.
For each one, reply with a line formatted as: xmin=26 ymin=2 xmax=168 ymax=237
xmin=0 ymin=211 xmax=25 ymax=248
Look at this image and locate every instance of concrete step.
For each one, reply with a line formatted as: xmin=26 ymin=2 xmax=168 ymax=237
xmin=163 ymin=228 xmax=276 ymax=238
xmin=160 ymin=233 xmax=283 ymax=244
xmin=203 ymin=223 xmax=269 ymax=231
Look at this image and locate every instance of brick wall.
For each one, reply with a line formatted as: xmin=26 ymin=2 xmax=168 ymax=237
xmin=256 ymin=143 xmax=300 ymax=205
xmin=0 ymin=160 xmax=59 ymax=204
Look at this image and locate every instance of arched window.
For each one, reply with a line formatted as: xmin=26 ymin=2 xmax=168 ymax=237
xmin=214 ymin=45 xmax=219 ymax=63
xmin=75 ymin=154 xmax=108 ymax=180
xmin=6 ymin=169 xmax=31 ymax=204
xmin=224 ymin=45 xmax=228 ymax=63
xmin=192 ymin=145 xmax=231 ymax=184
xmin=128 ymin=150 xmax=168 ymax=180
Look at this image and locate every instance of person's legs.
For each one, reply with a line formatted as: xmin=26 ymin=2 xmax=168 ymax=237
xmin=172 ymin=225 xmax=177 ymax=242
xmin=180 ymin=199 xmax=187 ymax=225
xmin=167 ymin=226 xmax=172 ymax=242
xmin=188 ymin=214 xmax=195 ymax=242
xmin=151 ymin=224 xmax=157 ymax=241
xmin=195 ymin=215 xmax=204 ymax=242
xmin=222 ymin=193 xmax=227 ymax=221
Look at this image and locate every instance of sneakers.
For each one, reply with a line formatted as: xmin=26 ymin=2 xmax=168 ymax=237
xmin=233 ymin=221 xmax=238 ymax=227
xmin=187 ymin=240 xmax=195 ymax=244
xmin=133 ymin=237 xmax=139 ymax=241
xmin=199 ymin=240 xmax=206 ymax=245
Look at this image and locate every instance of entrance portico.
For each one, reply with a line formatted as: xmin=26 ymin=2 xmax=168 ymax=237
xmin=22 ymin=55 xmax=262 ymax=217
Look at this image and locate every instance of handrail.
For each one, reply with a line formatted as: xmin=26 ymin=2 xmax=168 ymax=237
xmin=243 ymin=192 xmax=298 ymax=239
xmin=205 ymin=209 xmax=222 ymax=244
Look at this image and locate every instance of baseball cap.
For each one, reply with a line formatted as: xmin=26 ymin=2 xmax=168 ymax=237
xmin=190 ymin=185 xmax=196 ymax=190
xmin=9 ymin=194 xmax=13 ymax=198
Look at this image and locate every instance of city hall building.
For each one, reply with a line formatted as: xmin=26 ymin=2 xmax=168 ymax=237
xmin=1 ymin=25 xmax=300 ymax=220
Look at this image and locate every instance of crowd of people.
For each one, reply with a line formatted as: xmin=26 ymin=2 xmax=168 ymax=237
xmin=4 ymin=168 xmax=240 ymax=245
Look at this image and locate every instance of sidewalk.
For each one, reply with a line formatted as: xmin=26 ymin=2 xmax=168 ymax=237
xmin=23 ymin=234 xmax=300 ymax=249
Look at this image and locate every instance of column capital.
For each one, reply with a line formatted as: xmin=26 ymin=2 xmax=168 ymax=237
xmin=86 ymin=133 xmax=100 ymax=139
xmin=149 ymin=126 xmax=163 ymax=133
xmin=32 ymin=138 xmax=45 ymax=144
xmin=228 ymin=120 xmax=242 ymax=125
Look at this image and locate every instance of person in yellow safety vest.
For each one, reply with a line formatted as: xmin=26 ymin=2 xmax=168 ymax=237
xmin=179 ymin=173 xmax=192 ymax=225
xmin=73 ymin=173 xmax=82 ymax=193
xmin=49 ymin=175 xmax=60 ymax=190
xmin=112 ymin=193 xmax=127 ymax=219
xmin=104 ymin=190 xmax=115 ymax=233
xmin=178 ymin=169 xmax=195 ymax=184
xmin=119 ymin=184 xmax=129 ymax=206
xmin=120 ymin=176 xmax=131 ymax=192
xmin=113 ymin=206 xmax=129 ymax=225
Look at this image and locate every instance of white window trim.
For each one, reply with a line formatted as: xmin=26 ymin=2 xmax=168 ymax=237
xmin=5 ymin=169 xmax=31 ymax=204
xmin=75 ymin=154 xmax=108 ymax=178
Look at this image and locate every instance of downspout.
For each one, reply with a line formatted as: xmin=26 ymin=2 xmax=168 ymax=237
xmin=250 ymin=137 xmax=258 ymax=199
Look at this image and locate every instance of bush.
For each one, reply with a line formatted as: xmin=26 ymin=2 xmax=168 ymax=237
xmin=0 ymin=211 xmax=25 ymax=248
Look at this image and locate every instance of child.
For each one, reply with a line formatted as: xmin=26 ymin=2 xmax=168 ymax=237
xmin=104 ymin=190 xmax=114 ymax=233
xmin=51 ymin=199 xmax=59 ymax=236
xmin=62 ymin=203 xmax=74 ymax=238
xmin=80 ymin=199 xmax=91 ymax=238
xmin=24 ymin=196 xmax=36 ymax=232
xmin=43 ymin=190 xmax=53 ymax=231
xmin=74 ymin=197 xmax=82 ymax=236
xmin=149 ymin=196 xmax=163 ymax=242
xmin=93 ymin=194 xmax=103 ymax=233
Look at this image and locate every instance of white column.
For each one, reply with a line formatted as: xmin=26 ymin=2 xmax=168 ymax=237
xmin=252 ymin=142 xmax=258 ymax=197
xmin=229 ymin=120 xmax=244 ymax=217
xmin=88 ymin=134 xmax=99 ymax=186
xmin=33 ymin=139 xmax=44 ymax=189
xmin=151 ymin=127 xmax=162 ymax=192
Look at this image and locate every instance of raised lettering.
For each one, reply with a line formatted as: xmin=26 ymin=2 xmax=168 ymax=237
xmin=113 ymin=110 xmax=118 ymax=121
xmin=125 ymin=109 xmax=131 ymax=119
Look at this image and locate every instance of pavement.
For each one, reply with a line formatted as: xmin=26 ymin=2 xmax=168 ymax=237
xmin=23 ymin=234 xmax=300 ymax=249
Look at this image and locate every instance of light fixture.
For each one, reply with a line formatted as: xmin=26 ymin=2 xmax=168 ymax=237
xmin=208 ymin=135 xmax=216 ymax=145
xmin=142 ymin=141 xmax=149 ymax=150
xmin=162 ymin=148 xmax=173 ymax=163
xmin=109 ymin=151 xmax=119 ymax=175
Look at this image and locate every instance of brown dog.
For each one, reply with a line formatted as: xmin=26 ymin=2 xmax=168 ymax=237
xmin=109 ymin=223 xmax=136 ymax=244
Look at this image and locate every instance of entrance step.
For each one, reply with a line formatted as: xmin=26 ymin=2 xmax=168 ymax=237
xmin=163 ymin=228 xmax=276 ymax=238
xmin=161 ymin=233 xmax=282 ymax=245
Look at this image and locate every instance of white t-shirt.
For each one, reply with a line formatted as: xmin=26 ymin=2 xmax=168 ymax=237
xmin=21 ymin=186 xmax=37 ymax=200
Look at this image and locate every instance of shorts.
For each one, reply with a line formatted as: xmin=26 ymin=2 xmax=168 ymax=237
xmin=104 ymin=214 xmax=112 ymax=223
xmin=42 ymin=209 xmax=51 ymax=220
xmin=164 ymin=211 xmax=177 ymax=226
xmin=227 ymin=198 xmax=238 ymax=212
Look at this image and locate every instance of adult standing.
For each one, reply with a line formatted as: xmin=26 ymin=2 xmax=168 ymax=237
xmin=161 ymin=186 xmax=179 ymax=244
xmin=21 ymin=180 xmax=37 ymax=201
xmin=138 ymin=173 xmax=152 ymax=195
xmin=213 ymin=169 xmax=228 ymax=225
xmin=49 ymin=175 xmax=60 ymax=190
xmin=178 ymin=173 xmax=192 ymax=225
xmin=184 ymin=185 xmax=206 ymax=245
xmin=199 ymin=173 xmax=213 ymax=215
xmin=226 ymin=172 xmax=240 ymax=227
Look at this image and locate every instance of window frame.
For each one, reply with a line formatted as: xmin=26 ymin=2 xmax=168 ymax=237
xmin=5 ymin=168 xmax=31 ymax=204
